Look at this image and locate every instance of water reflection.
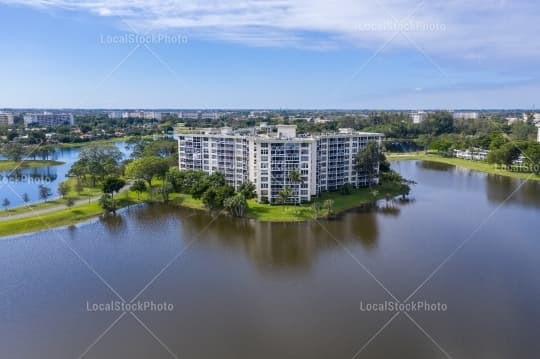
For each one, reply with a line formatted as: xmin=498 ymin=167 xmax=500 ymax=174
xmin=100 ymin=213 xmax=127 ymax=235
xmin=485 ymin=174 xmax=540 ymax=209
xmin=0 ymin=142 xmax=130 ymax=208
xmin=150 ymin=200 xmax=410 ymax=271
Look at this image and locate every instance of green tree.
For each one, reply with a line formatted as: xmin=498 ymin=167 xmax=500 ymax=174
xmin=487 ymin=142 xmax=523 ymax=165
xmin=524 ymin=143 xmax=540 ymax=174
xmin=2 ymin=198 xmax=10 ymax=211
xmin=131 ymin=180 xmax=147 ymax=200
xmin=224 ymin=193 xmax=248 ymax=217
xmin=75 ymin=181 xmax=84 ymax=196
xmin=166 ymin=168 xmax=185 ymax=192
xmin=57 ymin=181 xmax=70 ymax=198
xmin=65 ymin=197 xmax=75 ymax=207
xmin=125 ymin=156 xmax=169 ymax=186
xmin=3 ymin=142 xmax=25 ymax=162
xmin=238 ymin=181 xmax=256 ymax=199
xmin=356 ymin=141 xmax=382 ymax=187
xmin=38 ymin=185 xmax=52 ymax=202
xmin=202 ymin=184 xmax=235 ymax=209
xmin=98 ymin=194 xmax=115 ymax=214
xmin=277 ymin=186 xmax=292 ymax=205
xmin=22 ymin=193 xmax=30 ymax=203
xmin=70 ymin=144 xmax=123 ymax=186
xmin=288 ymin=169 xmax=302 ymax=204
xmin=102 ymin=176 xmax=126 ymax=211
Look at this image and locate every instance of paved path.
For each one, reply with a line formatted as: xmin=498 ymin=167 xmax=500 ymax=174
xmin=0 ymin=183 xmax=131 ymax=221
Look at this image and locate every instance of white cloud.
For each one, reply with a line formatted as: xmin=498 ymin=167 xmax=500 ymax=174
xmin=2 ymin=0 xmax=540 ymax=61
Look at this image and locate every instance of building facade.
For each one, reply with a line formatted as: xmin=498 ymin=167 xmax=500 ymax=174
xmin=0 ymin=112 xmax=15 ymax=126
xmin=411 ymin=111 xmax=428 ymax=124
xmin=23 ymin=112 xmax=74 ymax=127
xmin=177 ymin=125 xmax=384 ymax=204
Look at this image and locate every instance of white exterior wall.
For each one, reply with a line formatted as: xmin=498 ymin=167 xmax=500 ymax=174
xmin=178 ymin=128 xmax=383 ymax=203
xmin=24 ymin=113 xmax=74 ymax=126
xmin=248 ymin=138 xmax=316 ymax=204
xmin=316 ymin=133 xmax=382 ymax=193
xmin=0 ymin=113 xmax=14 ymax=126
xmin=177 ymin=133 xmax=249 ymax=189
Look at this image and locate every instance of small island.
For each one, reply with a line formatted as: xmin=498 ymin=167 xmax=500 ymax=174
xmin=0 ymin=160 xmax=64 ymax=172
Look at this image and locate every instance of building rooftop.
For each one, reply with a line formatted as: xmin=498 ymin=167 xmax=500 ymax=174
xmin=175 ymin=125 xmax=383 ymax=140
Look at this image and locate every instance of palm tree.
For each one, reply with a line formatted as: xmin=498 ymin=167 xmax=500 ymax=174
xmin=278 ymin=186 xmax=292 ymax=211
xmin=288 ymin=169 xmax=302 ymax=205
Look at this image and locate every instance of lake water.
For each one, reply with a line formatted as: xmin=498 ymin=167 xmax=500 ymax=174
xmin=1 ymin=160 xmax=539 ymax=358
xmin=0 ymin=142 xmax=130 ymax=208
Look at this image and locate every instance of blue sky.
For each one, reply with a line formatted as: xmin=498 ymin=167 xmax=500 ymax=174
xmin=0 ymin=0 xmax=539 ymax=109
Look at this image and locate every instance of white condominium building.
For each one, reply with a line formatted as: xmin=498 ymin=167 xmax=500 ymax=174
xmin=177 ymin=127 xmax=250 ymax=189
xmin=177 ymin=125 xmax=383 ymax=204
xmin=23 ymin=112 xmax=74 ymax=127
xmin=0 ymin=112 xmax=15 ymax=126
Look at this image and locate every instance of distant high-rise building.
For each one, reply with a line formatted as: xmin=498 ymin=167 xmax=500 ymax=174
xmin=108 ymin=111 xmax=123 ymax=119
xmin=23 ymin=112 xmax=74 ymax=127
xmin=411 ymin=111 xmax=428 ymax=124
xmin=0 ymin=112 xmax=15 ymax=126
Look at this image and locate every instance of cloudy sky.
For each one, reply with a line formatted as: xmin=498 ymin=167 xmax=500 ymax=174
xmin=0 ymin=0 xmax=539 ymax=109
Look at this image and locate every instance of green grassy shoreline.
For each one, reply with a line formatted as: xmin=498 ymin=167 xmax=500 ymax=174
xmin=387 ymin=152 xmax=540 ymax=182
xmin=0 ymin=181 xmax=407 ymax=236
xmin=170 ymin=180 xmax=406 ymax=222
xmin=0 ymin=160 xmax=64 ymax=172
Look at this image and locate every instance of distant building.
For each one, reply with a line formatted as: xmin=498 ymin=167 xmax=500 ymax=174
xmin=537 ymin=125 xmax=540 ymax=143
xmin=143 ymin=112 xmax=162 ymax=121
xmin=453 ymin=112 xmax=479 ymax=120
xmin=201 ymin=112 xmax=219 ymax=120
xmin=454 ymin=148 xmax=489 ymax=161
xmin=411 ymin=111 xmax=428 ymax=124
xmin=179 ymin=112 xmax=201 ymax=120
xmin=108 ymin=111 xmax=123 ymax=119
xmin=506 ymin=117 xmax=521 ymax=125
xmin=24 ymin=112 xmax=74 ymax=127
xmin=0 ymin=112 xmax=15 ymax=126
xmin=176 ymin=125 xmax=383 ymax=204
xmin=119 ymin=111 xmax=162 ymax=120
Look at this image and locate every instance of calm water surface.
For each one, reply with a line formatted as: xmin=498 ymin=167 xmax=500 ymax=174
xmin=1 ymin=160 xmax=539 ymax=358
xmin=0 ymin=142 xmax=130 ymax=208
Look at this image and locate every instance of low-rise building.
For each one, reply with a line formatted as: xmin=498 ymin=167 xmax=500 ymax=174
xmin=454 ymin=148 xmax=489 ymax=161
xmin=453 ymin=112 xmax=479 ymax=120
xmin=23 ymin=112 xmax=74 ymax=127
xmin=176 ymin=125 xmax=383 ymax=204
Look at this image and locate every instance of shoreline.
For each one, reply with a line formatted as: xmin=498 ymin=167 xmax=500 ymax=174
xmin=0 ymin=160 xmax=64 ymax=172
xmin=0 ymin=181 xmax=407 ymax=236
xmin=387 ymin=152 xmax=540 ymax=182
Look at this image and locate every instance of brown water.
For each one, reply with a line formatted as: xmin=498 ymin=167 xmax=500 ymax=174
xmin=1 ymin=160 xmax=540 ymax=359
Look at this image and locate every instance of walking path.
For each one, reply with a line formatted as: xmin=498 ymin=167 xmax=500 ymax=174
xmin=0 ymin=183 xmax=131 ymax=221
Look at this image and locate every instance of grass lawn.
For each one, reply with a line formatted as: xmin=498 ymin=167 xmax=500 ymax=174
xmin=0 ymin=160 xmax=64 ymax=172
xmin=0 ymin=178 xmax=103 ymax=217
xmin=174 ymin=181 xmax=406 ymax=222
xmin=0 ymin=202 xmax=103 ymax=237
xmin=55 ymin=137 xmax=128 ymax=148
xmin=387 ymin=152 xmax=540 ymax=181
xmin=0 ymin=193 xmax=140 ymax=237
